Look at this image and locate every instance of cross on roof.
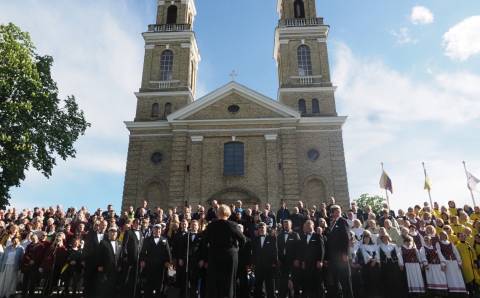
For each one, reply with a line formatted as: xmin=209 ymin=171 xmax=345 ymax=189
xmin=229 ymin=70 xmax=238 ymax=81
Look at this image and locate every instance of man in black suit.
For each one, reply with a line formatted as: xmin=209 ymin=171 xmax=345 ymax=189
xmin=140 ymin=223 xmax=172 ymax=298
xmin=203 ymin=204 xmax=246 ymax=298
xmin=297 ymin=220 xmax=325 ymax=298
xmin=121 ymin=219 xmax=144 ymax=297
xmin=298 ymin=220 xmax=324 ymax=298
xmin=277 ymin=219 xmax=300 ymax=298
xmin=173 ymin=219 xmax=189 ymax=296
xmin=97 ymin=226 xmax=122 ymax=297
xmin=325 ymin=205 xmax=353 ymax=298
xmin=175 ymin=220 xmax=204 ymax=298
xmin=237 ymin=224 xmax=252 ymax=298
xmin=252 ymin=223 xmax=277 ymax=298
xmin=206 ymin=200 xmax=219 ymax=222
xmin=83 ymin=220 xmax=106 ymax=297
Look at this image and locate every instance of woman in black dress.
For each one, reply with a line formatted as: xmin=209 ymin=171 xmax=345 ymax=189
xmin=203 ymin=204 xmax=246 ymax=298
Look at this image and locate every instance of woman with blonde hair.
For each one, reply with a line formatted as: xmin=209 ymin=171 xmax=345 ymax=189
xmin=203 ymin=204 xmax=245 ymax=298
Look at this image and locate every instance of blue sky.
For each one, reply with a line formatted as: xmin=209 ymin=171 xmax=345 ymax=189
xmin=1 ymin=0 xmax=480 ymax=212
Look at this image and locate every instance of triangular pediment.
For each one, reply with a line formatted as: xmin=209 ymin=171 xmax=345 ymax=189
xmin=167 ymin=81 xmax=300 ymax=121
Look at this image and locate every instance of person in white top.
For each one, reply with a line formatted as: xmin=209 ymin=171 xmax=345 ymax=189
xmin=378 ymin=234 xmax=404 ymax=298
xmin=419 ymin=235 xmax=448 ymax=295
xmin=436 ymin=231 xmax=467 ymax=294
xmin=359 ymin=230 xmax=381 ymax=297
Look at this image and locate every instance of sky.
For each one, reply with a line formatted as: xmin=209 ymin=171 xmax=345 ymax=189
xmin=1 ymin=0 xmax=480 ymax=212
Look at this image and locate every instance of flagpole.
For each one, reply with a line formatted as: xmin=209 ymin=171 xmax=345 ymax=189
xmin=463 ymin=161 xmax=477 ymax=207
xmin=422 ymin=162 xmax=433 ymax=208
xmin=381 ymin=162 xmax=390 ymax=210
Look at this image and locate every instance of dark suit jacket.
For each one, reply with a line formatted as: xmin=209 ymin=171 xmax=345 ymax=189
xmin=97 ymin=239 xmax=122 ymax=276
xmin=83 ymin=231 xmax=104 ymax=266
xmin=298 ymin=233 xmax=324 ymax=268
xmin=325 ymin=217 xmax=350 ymax=262
xmin=121 ymin=229 xmax=144 ymax=266
xmin=204 ymin=220 xmax=246 ymax=257
xmin=140 ymin=236 xmax=171 ymax=270
xmin=252 ymin=235 xmax=277 ymax=271
xmin=277 ymin=231 xmax=300 ymax=267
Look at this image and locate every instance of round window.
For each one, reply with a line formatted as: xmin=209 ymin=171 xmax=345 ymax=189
xmin=307 ymin=149 xmax=320 ymax=161
xmin=228 ymin=105 xmax=240 ymax=114
xmin=151 ymin=152 xmax=163 ymax=165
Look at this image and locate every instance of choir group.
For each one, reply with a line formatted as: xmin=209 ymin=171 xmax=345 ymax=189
xmin=0 ymin=197 xmax=479 ymax=298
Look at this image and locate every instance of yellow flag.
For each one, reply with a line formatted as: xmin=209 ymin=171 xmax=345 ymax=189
xmin=424 ymin=176 xmax=432 ymax=191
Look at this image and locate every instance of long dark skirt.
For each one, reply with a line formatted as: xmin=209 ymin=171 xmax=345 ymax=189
xmin=207 ymin=250 xmax=238 ymax=298
xmin=381 ymin=260 xmax=406 ymax=298
xmin=362 ymin=262 xmax=381 ymax=297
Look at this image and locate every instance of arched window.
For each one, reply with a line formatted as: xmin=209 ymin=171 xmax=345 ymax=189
xmin=224 ymin=142 xmax=244 ymax=176
xmin=160 ymin=50 xmax=173 ymax=81
xmin=294 ymin=0 xmax=305 ymax=18
xmin=297 ymin=45 xmax=312 ymax=76
xmin=167 ymin=5 xmax=178 ymax=24
xmin=151 ymin=103 xmax=160 ymax=118
xmin=164 ymin=102 xmax=172 ymax=118
xmin=298 ymin=99 xmax=306 ymax=115
xmin=312 ymin=98 xmax=320 ymax=114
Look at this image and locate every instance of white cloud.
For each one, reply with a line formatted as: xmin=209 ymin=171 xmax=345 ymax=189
xmin=390 ymin=27 xmax=417 ymax=45
xmin=410 ymin=6 xmax=434 ymax=25
xmin=443 ymin=16 xmax=480 ymax=61
xmin=333 ymin=43 xmax=480 ymax=210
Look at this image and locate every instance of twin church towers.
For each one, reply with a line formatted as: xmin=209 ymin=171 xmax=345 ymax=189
xmin=122 ymin=0 xmax=350 ymax=210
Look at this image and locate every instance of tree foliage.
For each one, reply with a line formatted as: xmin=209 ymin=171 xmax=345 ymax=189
xmin=354 ymin=193 xmax=386 ymax=215
xmin=0 ymin=23 xmax=90 ymax=208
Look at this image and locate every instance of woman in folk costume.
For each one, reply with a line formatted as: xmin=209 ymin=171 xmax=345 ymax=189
xmin=398 ymin=235 xmax=426 ymax=296
xmin=425 ymin=225 xmax=440 ymax=248
xmin=408 ymin=224 xmax=425 ymax=250
xmin=378 ymin=234 xmax=405 ymax=298
xmin=349 ymin=230 xmax=366 ymax=298
xmin=0 ymin=236 xmax=24 ymax=298
xmin=351 ymin=219 xmax=364 ymax=242
xmin=436 ymin=231 xmax=467 ymax=295
xmin=419 ymin=235 xmax=448 ymax=296
xmin=358 ymin=230 xmax=382 ymax=298
xmin=456 ymin=232 xmax=480 ymax=296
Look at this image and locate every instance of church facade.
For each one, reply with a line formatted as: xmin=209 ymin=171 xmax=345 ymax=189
xmin=122 ymin=0 xmax=350 ymax=210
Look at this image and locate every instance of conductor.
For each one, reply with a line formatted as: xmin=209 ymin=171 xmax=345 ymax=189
xmin=203 ymin=204 xmax=246 ymax=298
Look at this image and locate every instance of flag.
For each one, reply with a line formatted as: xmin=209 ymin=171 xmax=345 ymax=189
xmin=424 ymin=176 xmax=432 ymax=191
xmin=379 ymin=170 xmax=393 ymax=194
xmin=467 ymin=171 xmax=480 ymax=191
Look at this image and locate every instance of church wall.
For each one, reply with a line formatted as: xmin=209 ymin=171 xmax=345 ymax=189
xmin=122 ymin=136 xmax=173 ymax=209
xmin=278 ymin=90 xmax=337 ymax=116
xmin=135 ymin=95 xmax=191 ymax=121
xmin=193 ymin=136 xmax=270 ymax=206
xmin=295 ymin=129 xmax=349 ymax=209
xmin=185 ymin=94 xmax=286 ymax=120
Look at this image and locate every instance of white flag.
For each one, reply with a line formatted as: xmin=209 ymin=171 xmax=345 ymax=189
xmin=467 ymin=171 xmax=480 ymax=191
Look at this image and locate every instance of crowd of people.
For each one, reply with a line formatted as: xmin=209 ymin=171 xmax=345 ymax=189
xmin=0 ymin=197 xmax=479 ymax=298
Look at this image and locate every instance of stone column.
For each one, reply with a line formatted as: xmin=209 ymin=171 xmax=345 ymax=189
xmin=168 ymin=131 xmax=188 ymax=207
xmin=265 ymin=134 xmax=280 ymax=208
xmin=280 ymin=129 xmax=300 ymax=205
xmin=189 ymin=136 xmax=204 ymax=206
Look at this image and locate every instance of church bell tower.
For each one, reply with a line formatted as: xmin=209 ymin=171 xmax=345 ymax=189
xmin=135 ymin=0 xmax=200 ymax=121
xmin=274 ymin=0 xmax=336 ymax=117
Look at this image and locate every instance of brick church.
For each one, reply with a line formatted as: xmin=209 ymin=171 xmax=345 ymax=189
xmin=122 ymin=0 xmax=350 ymax=210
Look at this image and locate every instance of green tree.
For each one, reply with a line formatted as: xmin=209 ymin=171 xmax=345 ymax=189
xmin=0 ymin=23 xmax=89 ymax=208
xmin=354 ymin=193 xmax=386 ymax=215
